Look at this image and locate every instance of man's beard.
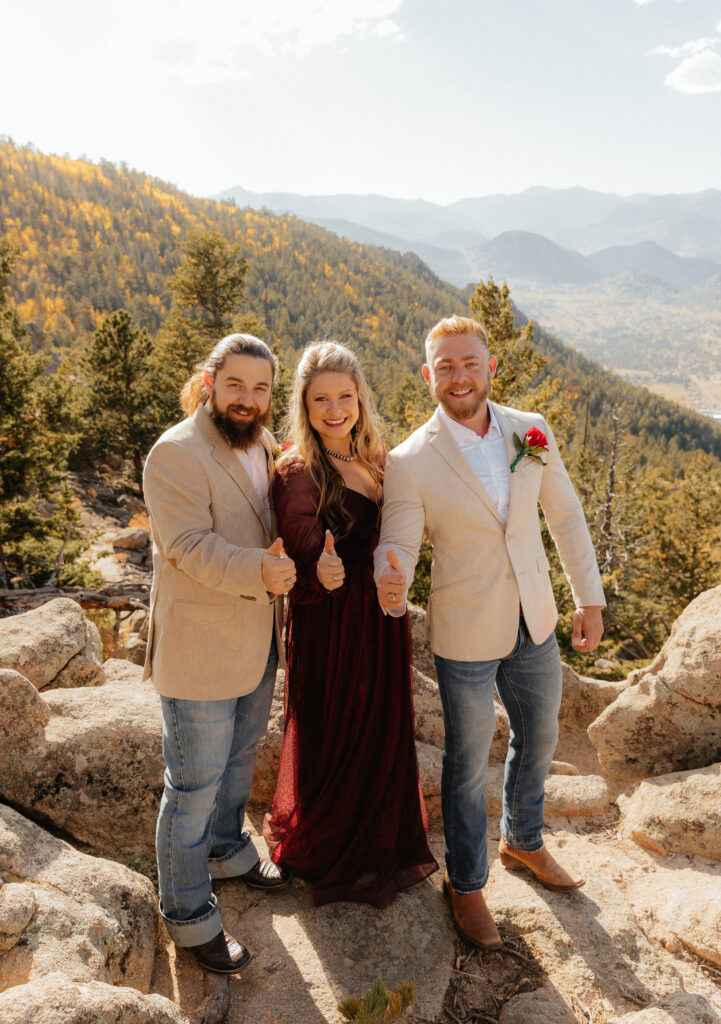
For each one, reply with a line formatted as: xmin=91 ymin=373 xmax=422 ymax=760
xmin=209 ymin=391 xmax=269 ymax=450
xmin=434 ymin=374 xmax=490 ymax=422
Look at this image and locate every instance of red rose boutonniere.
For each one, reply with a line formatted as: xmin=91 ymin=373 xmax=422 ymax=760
xmin=510 ymin=427 xmax=549 ymax=473
xmin=272 ymin=441 xmax=294 ymax=462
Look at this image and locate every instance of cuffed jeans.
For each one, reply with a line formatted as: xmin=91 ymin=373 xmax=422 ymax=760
xmin=156 ymin=641 xmax=277 ymax=947
xmin=434 ymin=620 xmax=562 ymax=894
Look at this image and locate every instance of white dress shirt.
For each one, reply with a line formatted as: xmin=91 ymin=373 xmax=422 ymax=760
xmin=204 ymin=403 xmax=271 ymax=531
xmin=235 ymin=443 xmax=271 ymax=532
xmin=438 ymin=403 xmax=511 ymax=524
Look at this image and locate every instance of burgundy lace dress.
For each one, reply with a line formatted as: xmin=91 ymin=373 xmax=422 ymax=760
xmin=264 ymin=465 xmax=438 ymax=908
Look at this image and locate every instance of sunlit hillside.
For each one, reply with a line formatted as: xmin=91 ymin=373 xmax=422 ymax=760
xmin=2 ymin=139 xmax=720 ymax=458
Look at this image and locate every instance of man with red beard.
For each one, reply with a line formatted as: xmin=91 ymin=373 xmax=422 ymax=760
xmin=143 ymin=334 xmax=295 ymax=975
xmin=375 ymin=316 xmax=605 ymax=950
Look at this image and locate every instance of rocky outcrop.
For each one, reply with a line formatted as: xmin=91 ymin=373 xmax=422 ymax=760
xmin=0 ymin=973 xmax=188 ymax=1024
xmin=0 ymin=597 xmax=105 ymax=689
xmin=0 ymin=664 xmax=163 ymax=860
xmin=113 ymin=527 xmax=151 ymax=566
xmin=618 ymin=763 xmax=721 ymax=862
xmin=3 ymin=591 xmax=721 ymax=1024
xmin=0 ymin=668 xmax=49 ymax=750
xmin=113 ymin=526 xmax=150 ymax=552
xmin=0 ymin=804 xmax=157 ymax=992
xmin=588 ymin=586 xmax=721 ymax=780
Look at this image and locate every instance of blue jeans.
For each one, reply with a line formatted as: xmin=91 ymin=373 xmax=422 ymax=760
xmin=156 ymin=641 xmax=277 ymax=946
xmin=434 ymin=620 xmax=562 ymax=894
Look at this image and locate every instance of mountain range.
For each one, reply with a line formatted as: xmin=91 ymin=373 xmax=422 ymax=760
xmin=217 ymin=184 xmax=721 ymax=416
xmin=217 ymin=185 xmax=721 ymax=289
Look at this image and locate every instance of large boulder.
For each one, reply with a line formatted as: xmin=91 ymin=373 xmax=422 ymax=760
xmin=621 ymin=852 xmax=721 ymax=970
xmin=0 ymin=668 xmax=50 ymax=750
xmin=618 ymin=763 xmax=721 ymax=862
xmin=0 ymin=598 xmax=105 ymax=690
xmin=484 ymin=764 xmax=611 ymax=818
xmin=0 ymin=805 xmax=158 ymax=993
xmin=112 ymin=527 xmax=150 ymax=552
xmin=0 ymin=667 xmax=164 ymax=861
xmin=588 ymin=586 xmax=721 ymax=781
xmin=0 ymin=973 xmax=188 ymax=1024
xmin=558 ymin=662 xmax=628 ymax=732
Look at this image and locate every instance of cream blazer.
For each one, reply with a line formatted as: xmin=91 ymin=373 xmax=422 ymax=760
xmin=142 ymin=406 xmax=284 ymax=700
xmin=374 ymin=403 xmax=605 ymax=662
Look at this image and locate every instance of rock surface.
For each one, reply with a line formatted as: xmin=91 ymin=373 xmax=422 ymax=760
xmin=619 ymin=763 xmax=721 ymax=862
xmin=52 ymin=617 xmax=106 ymax=688
xmin=620 ymin=842 xmax=721 ymax=968
xmin=606 ymin=994 xmax=721 ymax=1022
xmin=484 ymin=764 xmax=611 ymax=818
xmin=153 ymin=828 xmax=454 ymax=1024
xmin=589 ymin=586 xmax=721 ymax=780
xmin=0 ymin=597 xmax=104 ymax=690
xmin=113 ymin=526 xmax=151 ymax=550
xmin=498 ymin=989 xmax=577 ymax=1023
xmin=4 ymin=590 xmax=721 ymax=1023
xmin=0 ymin=804 xmax=158 ymax=993
xmin=0 ymin=673 xmax=164 ymax=861
xmin=0 ymin=973 xmax=188 ymax=1024
xmin=0 ymin=667 xmax=50 ymax=750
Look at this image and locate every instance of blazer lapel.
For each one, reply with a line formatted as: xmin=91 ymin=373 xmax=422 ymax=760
xmin=428 ymin=408 xmax=505 ymax=527
xmin=195 ymin=407 xmax=272 ymax=541
xmin=491 ymin=402 xmax=528 ymax=532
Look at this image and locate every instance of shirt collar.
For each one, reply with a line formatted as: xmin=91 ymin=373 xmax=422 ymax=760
xmin=438 ymin=403 xmax=504 ymax=446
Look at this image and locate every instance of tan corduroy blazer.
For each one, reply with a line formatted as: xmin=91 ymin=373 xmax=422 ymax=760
xmin=374 ymin=402 xmax=605 ymax=662
xmin=142 ymin=406 xmax=284 ymax=700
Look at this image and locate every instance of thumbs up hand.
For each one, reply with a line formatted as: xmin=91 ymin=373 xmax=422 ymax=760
xmin=261 ymin=537 xmax=297 ymax=595
xmin=377 ymin=548 xmax=407 ymax=612
xmin=317 ymin=530 xmax=345 ymax=591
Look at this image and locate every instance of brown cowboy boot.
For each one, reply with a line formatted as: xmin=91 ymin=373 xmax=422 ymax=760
xmin=498 ymin=837 xmax=584 ymax=891
xmin=443 ymin=873 xmax=503 ymax=950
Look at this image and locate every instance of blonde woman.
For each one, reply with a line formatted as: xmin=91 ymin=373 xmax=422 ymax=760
xmin=263 ymin=341 xmax=437 ymax=908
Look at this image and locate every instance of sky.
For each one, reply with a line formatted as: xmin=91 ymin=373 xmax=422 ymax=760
xmin=1 ymin=0 xmax=720 ymax=203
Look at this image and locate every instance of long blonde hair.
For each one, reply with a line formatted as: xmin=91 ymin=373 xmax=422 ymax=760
xmin=280 ymin=341 xmax=384 ymax=537
xmin=180 ymin=333 xmax=278 ymax=416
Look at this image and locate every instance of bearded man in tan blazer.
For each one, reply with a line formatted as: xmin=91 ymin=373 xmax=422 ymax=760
xmin=143 ymin=334 xmax=296 ymax=975
xmin=374 ymin=316 xmax=605 ymax=950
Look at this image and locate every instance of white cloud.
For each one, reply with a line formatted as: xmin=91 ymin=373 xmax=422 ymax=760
xmin=134 ymin=0 xmax=406 ymax=82
xmin=143 ymin=1 xmax=405 ymax=59
xmin=665 ymin=49 xmax=721 ymax=93
xmin=652 ymin=37 xmax=719 ymax=58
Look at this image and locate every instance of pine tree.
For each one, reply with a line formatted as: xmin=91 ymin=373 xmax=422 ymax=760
xmin=151 ymin=228 xmax=264 ymax=429
xmin=0 ymin=237 xmax=85 ymax=587
xmin=649 ymin=452 xmax=721 ymax=614
xmin=469 ymin=277 xmax=572 ymax=436
xmin=80 ymin=309 xmax=156 ymax=482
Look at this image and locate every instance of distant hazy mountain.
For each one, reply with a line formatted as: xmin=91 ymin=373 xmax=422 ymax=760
xmin=466 ymin=231 xmax=602 ymax=286
xmin=220 ymin=186 xmax=455 ymax=244
xmin=217 ymin=183 xmax=721 ymax=287
xmin=311 ymin=217 xmax=468 ymax=285
xmin=446 ymin=186 xmax=625 ymax=239
xmin=588 ymin=241 xmax=720 ymax=288
xmin=556 ymin=190 xmax=721 ymax=260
